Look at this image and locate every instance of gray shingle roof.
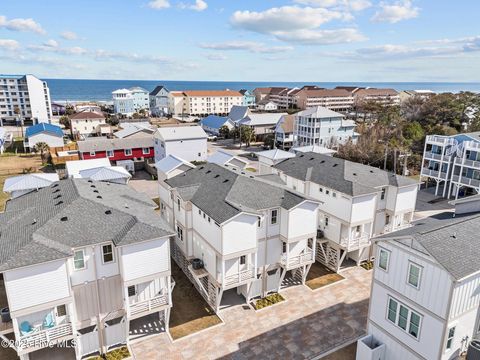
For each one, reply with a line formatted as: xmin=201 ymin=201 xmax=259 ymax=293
xmin=274 ymin=152 xmax=418 ymax=196
xmin=0 ymin=179 xmax=174 ymax=271
xmin=376 ymin=211 xmax=480 ymax=280
xmin=165 ymin=163 xmax=307 ymax=224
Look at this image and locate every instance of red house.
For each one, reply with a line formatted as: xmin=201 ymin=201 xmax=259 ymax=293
xmin=77 ymin=135 xmax=154 ymax=164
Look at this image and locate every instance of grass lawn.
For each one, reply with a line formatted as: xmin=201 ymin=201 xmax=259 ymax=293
xmin=169 ymin=262 xmax=222 ymax=340
xmin=306 ymin=262 xmax=345 ymax=290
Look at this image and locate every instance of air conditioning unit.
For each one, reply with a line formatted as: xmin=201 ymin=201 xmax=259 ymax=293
xmin=192 ymin=258 xmax=204 ymax=270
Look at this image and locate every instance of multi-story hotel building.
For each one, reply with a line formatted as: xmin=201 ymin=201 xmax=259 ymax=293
xmin=167 ymin=90 xmax=243 ymax=117
xmin=420 ymin=132 xmax=480 ymax=199
xmin=294 ymin=88 xmax=354 ymax=112
xmin=0 ymin=74 xmax=52 ymax=126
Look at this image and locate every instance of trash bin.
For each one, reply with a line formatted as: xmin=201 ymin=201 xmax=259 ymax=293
xmin=467 ymin=340 xmax=480 ymax=360
xmin=1 ymin=307 xmax=10 ymax=323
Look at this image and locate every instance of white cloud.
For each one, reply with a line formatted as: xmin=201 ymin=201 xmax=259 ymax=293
xmin=371 ymin=0 xmax=419 ymax=23
xmin=27 ymin=43 xmax=88 ymax=55
xmin=0 ymin=39 xmax=20 ymax=51
xmin=0 ymin=15 xmax=46 ymax=34
xmin=231 ymin=6 xmax=347 ymax=34
xmin=199 ymin=41 xmax=293 ymax=53
xmin=43 ymin=39 xmax=58 ymax=48
xmin=61 ymin=31 xmax=78 ymax=40
xmin=275 ymin=28 xmax=366 ymax=45
xmin=294 ymin=0 xmax=372 ymax=11
xmin=147 ymin=0 xmax=171 ymax=9
xmin=179 ymin=0 xmax=208 ymax=11
xmin=205 ymin=53 xmax=227 ymax=60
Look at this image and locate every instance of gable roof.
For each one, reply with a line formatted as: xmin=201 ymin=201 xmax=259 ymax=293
xmin=25 ymin=123 xmax=63 ymax=138
xmin=290 ymin=145 xmax=336 ymax=155
xmin=274 ymin=152 xmax=418 ymax=197
xmin=150 ymin=85 xmax=169 ymax=96
xmin=228 ymin=105 xmax=250 ymax=122
xmin=200 ymin=115 xmax=232 ymax=130
xmin=238 ymin=113 xmax=286 ymax=127
xmin=66 ymin=158 xmax=111 ymax=178
xmin=155 ymin=155 xmax=195 ymax=174
xmin=0 ymin=179 xmax=174 ymax=271
xmin=207 ymin=150 xmax=249 ymax=167
xmin=155 ymin=126 xmax=207 ymax=141
xmin=376 ymin=211 xmax=480 ymax=280
xmin=114 ymin=122 xmax=155 ymax=139
xmin=3 ymin=173 xmax=59 ymax=193
xmin=165 ymin=163 xmax=309 ymax=224
xmin=276 ymin=114 xmax=295 ymax=133
xmin=256 ymin=149 xmax=295 ymax=161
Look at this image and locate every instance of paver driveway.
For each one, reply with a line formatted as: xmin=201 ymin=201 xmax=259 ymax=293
xmin=130 ymin=266 xmax=371 ymax=360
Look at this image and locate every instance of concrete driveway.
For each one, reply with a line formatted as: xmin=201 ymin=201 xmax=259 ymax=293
xmin=128 ymin=171 xmax=159 ymax=199
xmin=130 ymin=266 xmax=371 ymax=360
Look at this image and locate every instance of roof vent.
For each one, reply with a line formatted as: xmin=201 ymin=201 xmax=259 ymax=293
xmin=60 ymin=216 xmax=68 ymax=222
xmin=250 ymin=176 xmax=254 ymax=178
xmin=353 ymin=173 xmax=357 ymax=176
xmin=90 ymin=185 xmax=96 ymax=188
xmin=333 ymin=164 xmax=338 ymax=167
xmin=53 ymin=189 xmax=60 ymax=193
xmin=206 ymin=170 xmax=211 ymax=174
xmin=320 ymin=160 xmax=325 ymax=163
xmin=223 ymin=179 xmax=229 ymax=183
xmin=199 ymin=166 xmax=204 ymax=170
xmin=93 ymin=190 xmax=99 ymax=193
xmin=88 ymin=180 xmax=93 ymax=183
xmin=309 ymin=157 xmax=314 ymax=161
xmin=97 ymin=196 xmax=103 ymax=199
xmin=214 ymin=175 xmax=220 ymax=178
xmin=299 ymin=154 xmax=304 ymax=157
xmin=54 ymin=194 xmax=62 ymax=199
xmin=55 ymin=201 xmax=63 ymax=206
xmin=51 ymin=183 xmax=58 ymax=188
xmin=241 ymin=172 xmax=245 ymax=175
xmin=105 ymin=210 xmax=112 ymax=215
xmin=32 ymin=218 xmax=37 ymax=225
xmin=370 ymin=170 xmax=374 ymax=173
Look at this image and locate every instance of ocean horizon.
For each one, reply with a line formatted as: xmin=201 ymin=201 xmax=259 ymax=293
xmin=45 ymin=78 xmax=480 ymax=102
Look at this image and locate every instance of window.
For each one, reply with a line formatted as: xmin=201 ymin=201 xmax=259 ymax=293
xmin=270 ymin=209 xmax=278 ymax=225
xmin=198 ymin=152 xmax=201 ymax=157
xmin=177 ymin=198 xmax=181 ymax=211
xmin=408 ymin=262 xmax=422 ymax=288
xmin=127 ymin=285 xmax=136 ymax=297
xmin=387 ymin=297 xmax=422 ymax=339
xmin=257 ymin=218 xmax=261 ymax=227
xmin=381 ymin=188 xmax=386 ymax=200
xmin=446 ymin=326 xmax=456 ymax=350
xmin=124 ymin=148 xmax=132 ymax=156
xmin=325 ymin=216 xmax=329 ymax=227
xmin=107 ymin=150 xmax=114 ymax=157
xmin=89 ymin=151 xmax=95 ymax=156
xmin=332 ymin=192 xmax=336 ymax=198
xmin=102 ymin=244 xmax=114 ymax=263
xmin=73 ymin=250 xmax=85 ymax=270
xmin=378 ymin=248 xmax=390 ymax=271
xmin=319 ymin=187 xmax=323 ymax=193
xmin=282 ymin=242 xmax=287 ymax=253
xmin=326 ymin=189 xmax=330 ymax=195
xmin=56 ymin=304 xmax=67 ymax=317
xmin=176 ymin=225 xmax=183 ymax=241
xmin=240 ymin=255 xmax=246 ymax=265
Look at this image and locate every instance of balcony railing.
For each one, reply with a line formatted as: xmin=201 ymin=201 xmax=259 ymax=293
xmin=224 ymin=267 xmax=255 ymax=287
xmin=454 ymin=157 xmax=480 ymax=169
xmin=339 ymin=232 xmax=370 ymax=250
xmin=129 ymin=294 xmax=168 ymax=317
xmin=464 ymin=140 xmax=480 ymax=151
xmin=420 ymin=168 xmax=449 ymax=180
xmin=384 ymin=222 xmax=412 ymax=234
xmin=424 ymin=151 xmax=449 ymax=161
xmin=19 ymin=322 xmax=73 ymax=351
xmin=280 ymin=248 xmax=314 ymax=268
xmin=451 ymin=174 xmax=480 ymax=188
xmin=426 ymin=135 xmax=455 ymax=145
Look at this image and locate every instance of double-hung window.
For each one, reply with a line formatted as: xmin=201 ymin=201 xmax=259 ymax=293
xmin=124 ymin=148 xmax=132 ymax=156
xmin=270 ymin=209 xmax=278 ymax=225
xmin=378 ymin=248 xmax=390 ymax=271
xmin=176 ymin=225 xmax=183 ymax=241
xmin=446 ymin=326 xmax=456 ymax=350
xmin=107 ymin=150 xmax=114 ymax=158
xmin=387 ymin=297 xmax=422 ymax=339
xmin=73 ymin=249 xmax=85 ymax=270
xmin=102 ymin=244 xmax=114 ymax=264
xmin=408 ymin=262 xmax=422 ymax=288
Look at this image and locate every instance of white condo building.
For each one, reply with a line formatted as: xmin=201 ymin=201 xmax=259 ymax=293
xmin=294 ymin=107 xmax=358 ymax=148
xmin=421 ymin=132 xmax=480 ymax=199
xmin=0 ymin=179 xmax=174 ymax=360
xmin=154 ymin=126 xmax=208 ymax=163
xmin=358 ymin=197 xmax=480 ymax=360
xmin=157 ymin=162 xmax=319 ymax=311
xmin=168 ymin=90 xmax=243 ymax=117
xmin=268 ymin=152 xmax=419 ymax=272
xmin=112 ymin=87 xmax=150 ymax=116
xmin=0 ymin=74 xmax=52 ymax=126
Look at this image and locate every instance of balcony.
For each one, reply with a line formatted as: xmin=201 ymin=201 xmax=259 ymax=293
xmin=223 ymin=267 xmax=255 ymax=288
xmin=454 ymin=157 xmax=480 ymax=169
xmin=128 ymin=294 xmax=169 ymax=319
xmin=425 ymin=135 xmax=455 ymax=146
xmin=420 ymin=167 xmax=449 ymax=180
xmin=18 ymin=319 xmax=73 ymax=353
xmin=280 ymin=248 xmax=314 ymax=269
xmin=423 ymin=151 xmax=449 ymax=162
xmin=383 ymin=222 xmax=412 ymax=234
xmin=451 ymin=174 xmax=480 ymax=188
xmin=339 ymin=232 xmax=370 ymax=250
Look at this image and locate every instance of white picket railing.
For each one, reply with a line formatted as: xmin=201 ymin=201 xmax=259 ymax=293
xmin=281 ymin=248 xmax=314 ymax=268
xmin=339 ymin=232 xmax=370 ymax=250
xmin=19 ymin=322 xmax=73 ymax=350
xmin=224 ymin=268 xmax=255 ymax=287
xmin=129 ymin=294 xmax=168 ymax=317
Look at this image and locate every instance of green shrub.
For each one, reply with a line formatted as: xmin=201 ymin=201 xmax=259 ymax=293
xmin=253 ymin=293 xmax=285 ymax=310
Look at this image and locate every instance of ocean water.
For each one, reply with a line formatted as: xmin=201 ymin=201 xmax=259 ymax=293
xmin=45 ymin=78 xmax=480 ymax=102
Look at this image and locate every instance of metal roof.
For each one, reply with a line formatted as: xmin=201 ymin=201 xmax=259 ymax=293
xmin=3 ymin=173 xmax=59 ymax=193
xmin=155 ymin=126 xmax=207 ymax=141
xmin=25 ymin=123 xmax=64 ymax=138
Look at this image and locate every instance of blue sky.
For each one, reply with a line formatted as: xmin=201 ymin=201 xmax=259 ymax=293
xmin=0 ymin=0 xmax=479 ymax=81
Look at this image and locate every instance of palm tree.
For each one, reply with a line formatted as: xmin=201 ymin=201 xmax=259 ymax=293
xmin=33 ymin=142 xmax=50 ymax=163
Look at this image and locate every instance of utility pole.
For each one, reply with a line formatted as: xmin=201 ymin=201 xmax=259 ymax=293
xmin=383 ymin=145 xmax=388 ymax=170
